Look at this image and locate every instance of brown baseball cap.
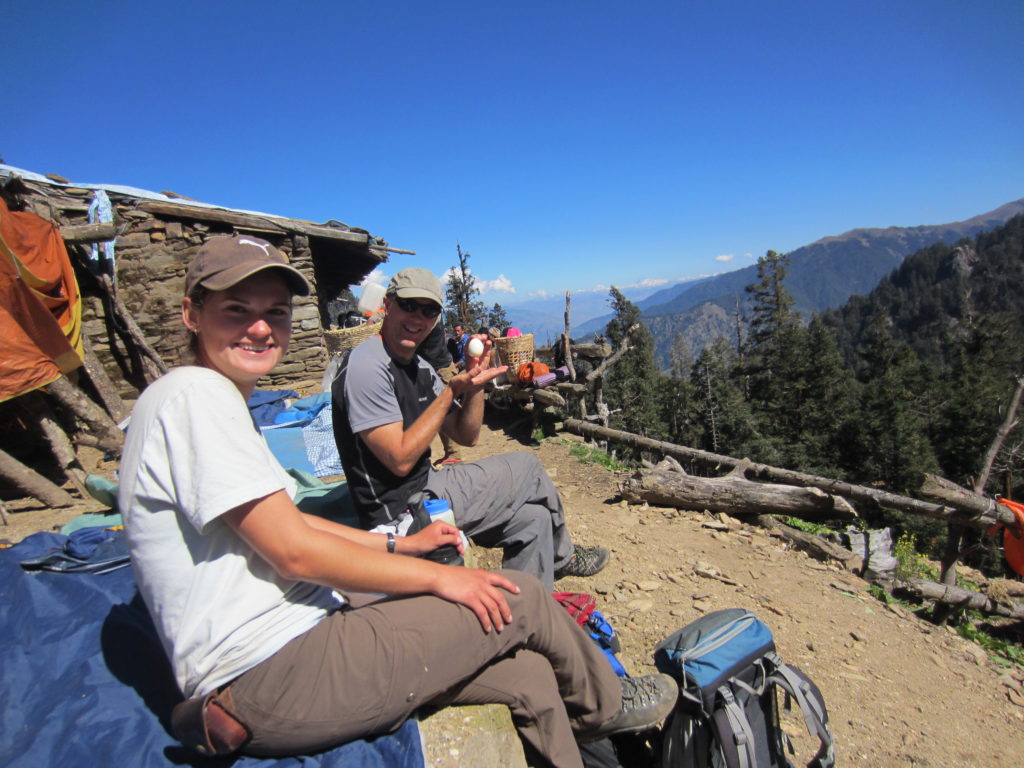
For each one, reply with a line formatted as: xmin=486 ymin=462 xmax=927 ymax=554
xmin=184 ymin=235 xmax=311 ymax=297
xmin=386 ymin=267 xmax=443 ymax=306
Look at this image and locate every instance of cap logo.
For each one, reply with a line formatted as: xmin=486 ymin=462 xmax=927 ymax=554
xmin=237 ymin=237 xmax=273 ymax=255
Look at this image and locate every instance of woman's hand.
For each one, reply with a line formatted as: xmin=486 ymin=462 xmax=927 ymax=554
xmin=399 ymin=519 xmax=463 ymax=556
xmin=431 ymin=567 xmax=521 ymax=633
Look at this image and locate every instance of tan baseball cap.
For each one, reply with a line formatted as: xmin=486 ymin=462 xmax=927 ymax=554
xmin=184 ymin=235 xmax=311 ymax=297
xmin=387 ymin=267 xmax=443 ymax=306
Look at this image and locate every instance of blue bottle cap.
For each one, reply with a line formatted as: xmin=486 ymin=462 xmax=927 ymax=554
xmin=423 ymin=498 xmax=451 ymax=515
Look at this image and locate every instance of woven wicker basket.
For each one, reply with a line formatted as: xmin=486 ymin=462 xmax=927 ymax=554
xmin=324 ymin=318 xmax=381 ymax=356
xmin=493 ymin=333 xmax=535 ymax=372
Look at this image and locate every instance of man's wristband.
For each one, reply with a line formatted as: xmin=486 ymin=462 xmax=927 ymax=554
xmin=386 ymin=532 xmax=396 ymax=554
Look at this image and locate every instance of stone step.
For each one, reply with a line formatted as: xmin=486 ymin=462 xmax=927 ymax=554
xmin=417 ymin=546 xmax=527 ymax=767
xmin=418 ymin=704 xmax=526 ymax=767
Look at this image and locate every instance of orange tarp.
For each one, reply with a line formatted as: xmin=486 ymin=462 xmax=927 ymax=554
xmin=0 ymin=197 xmax=83 ymax=402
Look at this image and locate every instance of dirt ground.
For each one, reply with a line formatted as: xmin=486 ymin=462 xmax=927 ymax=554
xmin=424 ymin=421 xmax=1024 ymax=768
xmin=6 ymin=420 xmax=1024 ymax=767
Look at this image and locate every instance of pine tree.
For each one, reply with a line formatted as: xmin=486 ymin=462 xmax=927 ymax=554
xmin=444 ymin=244 xmax=486 ymax=329
xmin=669 ymin=332 xmax=692 ymax=381
xmin=743 ymin=250 xmax=804 ymax=463
xmin=795 ymin=317 xmax=859 ymax=475
xmin=845 ymin=314 xmax=939 ymax=499
xmin=485 ymin=302 xmax=509 ymax=332
xmin=688 ymin=338 xmax=763 ymax=457
xmin=603 ymin=288 xmax=664 ymax=438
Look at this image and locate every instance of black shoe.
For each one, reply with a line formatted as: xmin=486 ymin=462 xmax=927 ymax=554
xmin=583 ymin=674 xmax=678 ymax=741
xmin=554 ymin=545 xmax=610 ymax=579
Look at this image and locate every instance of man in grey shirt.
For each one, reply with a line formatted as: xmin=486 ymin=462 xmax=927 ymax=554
xmin=332 ymin=267 xmax=609 ymax=589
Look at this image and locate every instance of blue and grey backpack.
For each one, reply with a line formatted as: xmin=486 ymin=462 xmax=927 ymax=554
xmin=654 ymin=608 xmax=834 ymax=768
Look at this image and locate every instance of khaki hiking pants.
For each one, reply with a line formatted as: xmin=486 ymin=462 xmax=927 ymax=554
xmin=225 ymin=570 xmax=621 ymax=768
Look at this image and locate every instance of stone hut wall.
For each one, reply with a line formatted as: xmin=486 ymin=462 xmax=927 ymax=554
xmin=3 ymin=175 xmax=388 ymax=398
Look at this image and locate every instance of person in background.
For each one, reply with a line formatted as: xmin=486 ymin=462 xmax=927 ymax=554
xmin=448 ymin=323 xmax=467 ymax=366
xmin=117 ymin=235 xmax=677 ymax=766
xmin=419 ymin=322 xmax=462 ymax=465
xmin=331 ymin=267 xmax=611 ymax=590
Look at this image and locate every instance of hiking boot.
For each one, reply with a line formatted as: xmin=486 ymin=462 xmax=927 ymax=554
xmin=582 ymin=673 xmax=678 ymax=741
xmin=554 ymin=544 xmax=610 ymax=579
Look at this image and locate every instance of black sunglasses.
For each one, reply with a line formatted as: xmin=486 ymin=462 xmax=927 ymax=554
xmin=394 ymin=296 xmax=442 ymax=319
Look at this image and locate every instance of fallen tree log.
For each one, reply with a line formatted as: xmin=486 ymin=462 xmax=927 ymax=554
xmin=917 ymin=473 xmax=1004 ymax=522
xmin=755 ymin=514 xmax=864 ymax=570
xmin=894 ymin=578 xmax=1024 ymax=620
xmin=31 ymin=396 xmax=90 ymax=499
xmin=564 ymin=419 xmax=1018 ymax=530
xmin=0 ymin=447 xmax=75 ymax=508
xmin=620 ymin=461 xmax=857 ymax=522
xmin=45 ymin=376 xmax=124 ymax=453
xmin=80 ymin=333 xmax=127 ymax=423
xmin=96 ymin=271 xmax=168 ymax=380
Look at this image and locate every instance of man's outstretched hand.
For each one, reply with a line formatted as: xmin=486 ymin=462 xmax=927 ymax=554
xmin=452 ymin=335 xmax=507 ymax=395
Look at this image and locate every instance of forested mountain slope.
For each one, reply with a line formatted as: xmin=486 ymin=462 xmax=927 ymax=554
xmin=586 ymin=198 xmax=1024 ymax=365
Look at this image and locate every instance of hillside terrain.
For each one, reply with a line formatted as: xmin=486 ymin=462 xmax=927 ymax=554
xmin=5 ymin=422 xmax=1024 ymax=767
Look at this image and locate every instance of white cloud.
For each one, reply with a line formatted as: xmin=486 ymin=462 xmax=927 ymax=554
xmin=743 ymin=252 xmax=755 ymax=259
xmin=478 ymin=274 xmax=516 ymax=294
xmin=439 ymin=266 xmax=515 ymax=295
xmin=715 ymin=254 xmax=734 ymax=263
xmin=530 ymin=289 xmax=551 ymax=299
xmin=359 ymin=268 xmax=389 ymax=288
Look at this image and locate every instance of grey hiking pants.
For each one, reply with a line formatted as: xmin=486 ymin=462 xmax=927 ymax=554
xmin=225 ymin=570 xmax=621 ymax=768
xmin=424 ymin=451 xmax=575 ymax=591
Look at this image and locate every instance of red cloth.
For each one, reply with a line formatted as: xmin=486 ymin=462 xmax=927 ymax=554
xmin=997 ymin=498 xmax=1024 ymax=577
xmin=0 ymin=198 xmax=82 ymax=402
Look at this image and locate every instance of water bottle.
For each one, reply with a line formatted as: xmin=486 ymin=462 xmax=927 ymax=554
xmin=419 ymin=498 xmax=463 ymax=566
xmin=423 ymin=498 xmax=456 ymax=527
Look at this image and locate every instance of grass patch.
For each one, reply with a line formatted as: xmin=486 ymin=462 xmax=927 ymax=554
xmin=957 ymin=618 xmax=1024 ymax=667
xmin=568 ymin=443 xmax=627 ymax=471
xmin=780 ymin=516 xmax=831 ymax=535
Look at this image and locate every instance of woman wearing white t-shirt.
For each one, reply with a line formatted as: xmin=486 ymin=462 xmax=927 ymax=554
xmin=117 ymin=234 xmax=676 ymax=767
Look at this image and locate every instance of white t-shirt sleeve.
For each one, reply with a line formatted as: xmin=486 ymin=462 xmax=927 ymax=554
xmin=139 ymin=372 xmax=293 ymax=533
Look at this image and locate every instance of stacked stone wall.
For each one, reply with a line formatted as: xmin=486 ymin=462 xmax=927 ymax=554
xmin=89 ymin=216 xmax=330 ymax=396
xmin=4 ymin=179 xmax=383 ymax=397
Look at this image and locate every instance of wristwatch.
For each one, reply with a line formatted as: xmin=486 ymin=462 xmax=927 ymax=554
xmin=386 ymin=532 xmax=396 ymax=554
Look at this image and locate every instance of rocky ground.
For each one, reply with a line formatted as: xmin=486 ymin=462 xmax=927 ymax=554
xmin=5 ymin=422 xmax=1024 ymax=767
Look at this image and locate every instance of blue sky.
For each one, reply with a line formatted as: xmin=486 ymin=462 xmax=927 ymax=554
xmin=5 ymin=0 xmax=1022 ymax=305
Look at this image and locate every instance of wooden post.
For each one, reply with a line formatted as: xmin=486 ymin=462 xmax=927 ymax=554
xmin=60 ymin=221 xmax=118 ymax=244
xmin=0 ymin=447 xmax=75 ymax=508
xmin=563 ymin=291 xmax=576 ymax=383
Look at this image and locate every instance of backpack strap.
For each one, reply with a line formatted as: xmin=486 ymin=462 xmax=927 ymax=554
xmin=714 ymin=685 xmax=756 ymax=768
xmin=766 ymin=655 xmax=835 ymax=768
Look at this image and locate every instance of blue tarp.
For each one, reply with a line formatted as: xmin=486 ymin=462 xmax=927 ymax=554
xmin=259 ymin=393 xmax=343 ymax=478
xmin=0 ymin=531 xmax=423 ymax=768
